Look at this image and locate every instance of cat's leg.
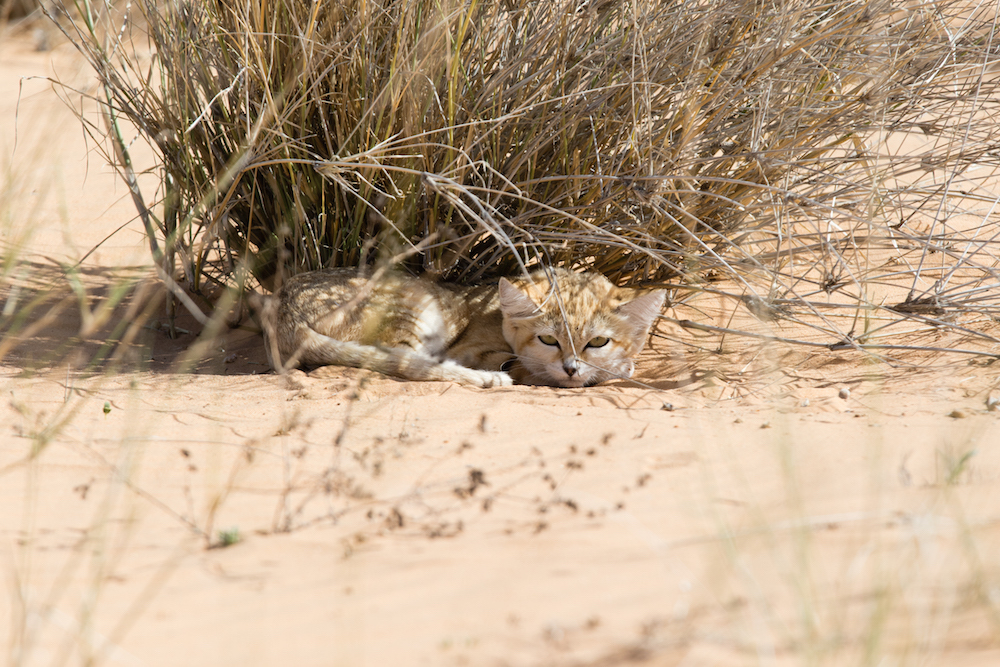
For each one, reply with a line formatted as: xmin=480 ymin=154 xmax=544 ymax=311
xmin=297 ymin=326 xmax=512 ymax=387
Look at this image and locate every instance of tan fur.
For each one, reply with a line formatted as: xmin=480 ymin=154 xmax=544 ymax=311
xmin=260 ymin=267 xmax=665 ymax=388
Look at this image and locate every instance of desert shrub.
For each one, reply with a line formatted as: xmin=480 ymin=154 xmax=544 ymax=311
xmin=53 ymin=0 xmax=1000 ymax=351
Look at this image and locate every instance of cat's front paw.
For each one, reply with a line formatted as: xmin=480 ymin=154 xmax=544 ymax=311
xmin=477 ymin=370 xmax=513 ymax=388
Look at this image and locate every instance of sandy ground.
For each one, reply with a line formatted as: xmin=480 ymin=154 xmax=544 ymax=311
xmin=3 ymin=28 xmax=1000 ymax=667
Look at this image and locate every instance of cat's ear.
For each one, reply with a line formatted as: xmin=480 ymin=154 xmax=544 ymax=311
xmin=616 ymin=290 xmax=666 ymax=335
xmin=499 ymin=278 xmax=541 ymax=319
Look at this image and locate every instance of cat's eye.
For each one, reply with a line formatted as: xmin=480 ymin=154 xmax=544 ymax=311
xmin=587 ymin=336 xmax=610 ymax=348
xmin=538 ymin=334 xmax=560 ymax=346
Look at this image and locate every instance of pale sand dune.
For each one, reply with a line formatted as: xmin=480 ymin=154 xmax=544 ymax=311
xmin=3 ymin=30 xmax=1000 ymax=667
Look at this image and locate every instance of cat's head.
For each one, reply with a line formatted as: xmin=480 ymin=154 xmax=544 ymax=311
xmin=499 ymin=268 xmax=665 ymax=388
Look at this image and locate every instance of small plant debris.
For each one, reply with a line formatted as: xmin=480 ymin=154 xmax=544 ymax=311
xmin=216 ymin=527 xmax=241 ymax=548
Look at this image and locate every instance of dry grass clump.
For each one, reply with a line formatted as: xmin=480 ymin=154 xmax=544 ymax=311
xmin=51 ymin=0 xmax=1000 ymax=353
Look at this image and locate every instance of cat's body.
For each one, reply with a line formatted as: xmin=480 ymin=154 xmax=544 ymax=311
xmin=261 ymin=267 xmax=664 ymax=388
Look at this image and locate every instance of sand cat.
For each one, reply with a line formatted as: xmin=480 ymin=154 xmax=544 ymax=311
xmin=260 ymin=267 xmax=664 ymax=388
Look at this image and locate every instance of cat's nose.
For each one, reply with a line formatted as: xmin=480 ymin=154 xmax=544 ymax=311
xmin=563 ymin=359 xmax=579 ymax=377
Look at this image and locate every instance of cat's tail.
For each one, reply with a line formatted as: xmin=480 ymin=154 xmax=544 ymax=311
xmin=293 ymin=326 xmax=513 ymax=388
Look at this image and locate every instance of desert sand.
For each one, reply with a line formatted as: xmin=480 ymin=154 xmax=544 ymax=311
xmin=3 ymin=28 xmax=1000 ymax=667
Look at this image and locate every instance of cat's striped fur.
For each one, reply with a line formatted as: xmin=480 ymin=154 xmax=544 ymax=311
xmin=260 ymin=267 xmax=664 ymax=388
